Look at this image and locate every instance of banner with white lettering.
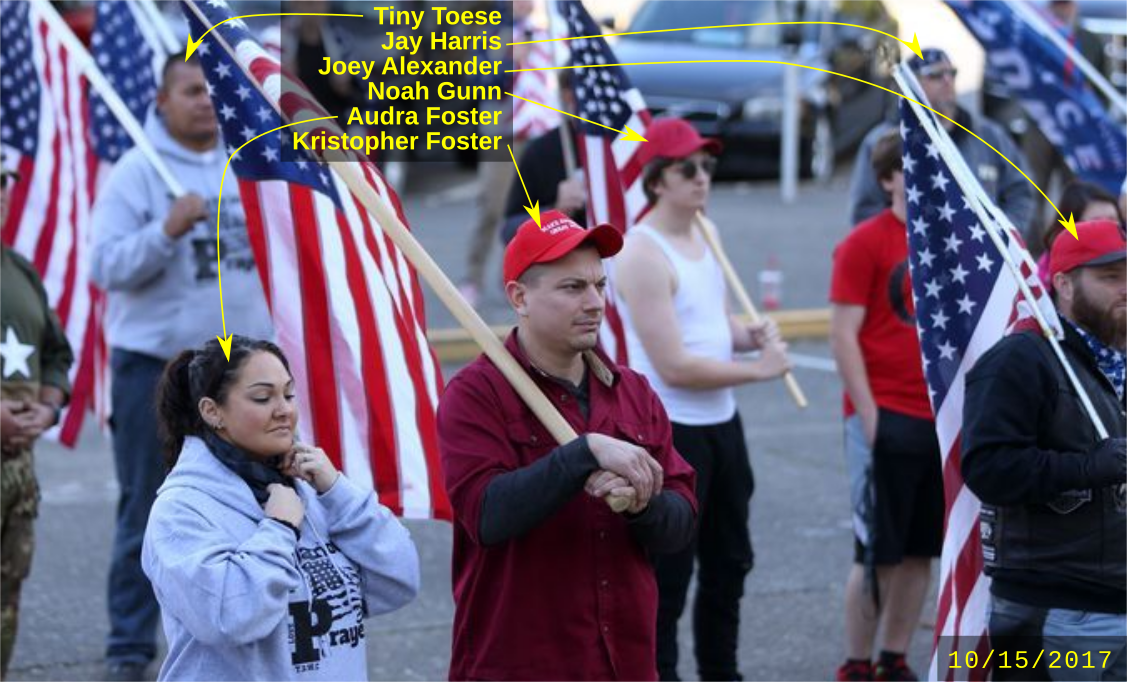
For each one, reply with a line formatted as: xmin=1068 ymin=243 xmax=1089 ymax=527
xmin=946 ymin=0 xmax=1125 ymax=194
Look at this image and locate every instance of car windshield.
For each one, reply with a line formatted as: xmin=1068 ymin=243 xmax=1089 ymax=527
xmin=626 ymin=1 xmax=788 ymax=49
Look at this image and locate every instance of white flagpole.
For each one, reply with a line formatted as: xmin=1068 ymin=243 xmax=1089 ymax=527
xmin=897 ymin=67 xmax=1046 ymax=281
xmin=32 ymin=0 xmax=185 ymax=198
xmin=136 ymin=0 xmax=182 ymax=56
xmin=544 ymin=1 xmax=577 ymax=175
xmin=1007 ymin=0 xmax=1127 ymax=116
xmin=893 ymin=65 xmax=1109 ymax=440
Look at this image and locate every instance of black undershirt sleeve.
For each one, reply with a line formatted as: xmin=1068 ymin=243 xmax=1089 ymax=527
xmin=626 ymin=491 xmax=695 ymax=554
xmin=478 ymin=436 xmax=599 ymax=546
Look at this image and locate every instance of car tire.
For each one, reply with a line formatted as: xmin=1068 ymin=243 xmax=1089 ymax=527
xmin=802 ymin=113 xmax=835 ymax=183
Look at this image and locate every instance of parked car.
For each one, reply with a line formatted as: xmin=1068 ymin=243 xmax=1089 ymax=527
xmin=614 ymin=0 xmax=899 ymax=180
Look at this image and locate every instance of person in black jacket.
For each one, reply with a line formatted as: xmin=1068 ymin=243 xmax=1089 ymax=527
xmin=962 ymin=219 xmax=1126 ymax=682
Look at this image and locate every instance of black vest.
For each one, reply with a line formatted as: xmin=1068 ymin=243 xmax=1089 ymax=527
xmin=981 ymin=326 xmax=1126 ymax=605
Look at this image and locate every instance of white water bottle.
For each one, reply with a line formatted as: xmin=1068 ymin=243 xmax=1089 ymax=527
xmin=758 ymin=255 xmax=783 ymax=311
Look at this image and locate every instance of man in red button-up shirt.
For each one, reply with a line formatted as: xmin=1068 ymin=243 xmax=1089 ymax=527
xmin=438 ymin=211 xmax=698 ymax=681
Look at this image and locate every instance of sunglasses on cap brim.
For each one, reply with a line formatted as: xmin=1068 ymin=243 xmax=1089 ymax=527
xmin=920 ymin=67 xmax=958 ymax=80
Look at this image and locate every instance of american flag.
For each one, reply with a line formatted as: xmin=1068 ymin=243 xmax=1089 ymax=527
xmin=88 ymin=1 xmax=167 ymax=163
xmin=83 ymin=0 xmax=174 ymax=435
xmin=182 ymin=0 xmax=450 ymax=520
xmin=510 ymin=19 xmax=559 ymax=141
xmin=0 ymin=2 xmax=114 ymax=444
xmin=899 ymin=93 xmax=1059 ymax=681
xmin=553 ymin=0 xmax=652 ymax=362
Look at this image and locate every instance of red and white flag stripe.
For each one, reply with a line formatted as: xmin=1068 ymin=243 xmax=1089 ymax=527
xmin=1 ymin=3 xmax=105 ymax=445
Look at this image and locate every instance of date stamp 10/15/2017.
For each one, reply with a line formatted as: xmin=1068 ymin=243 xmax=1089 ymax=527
xmin=946 ymin=649 xmax=1116 ymax=671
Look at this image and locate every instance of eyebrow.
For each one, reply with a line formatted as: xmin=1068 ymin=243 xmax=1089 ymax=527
xmin=245 ymin=381 xmax=294 ymax=389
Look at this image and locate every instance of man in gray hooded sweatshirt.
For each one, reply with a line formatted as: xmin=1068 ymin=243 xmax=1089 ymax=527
xmin=90 ymin=52 xmax=273 ymax=681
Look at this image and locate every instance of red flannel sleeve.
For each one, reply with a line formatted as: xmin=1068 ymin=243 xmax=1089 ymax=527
xmin=437 ymin=370 xmax=519 ymax=545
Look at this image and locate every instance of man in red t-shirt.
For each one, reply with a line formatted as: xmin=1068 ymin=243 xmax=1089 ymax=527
xmin=829 ymin=129 xmax=943 ymax=682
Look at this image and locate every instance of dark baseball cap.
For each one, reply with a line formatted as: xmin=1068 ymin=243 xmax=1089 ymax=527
xmin=503 ymin=210 xmax=623 ymax=283
xmin=907 ymin=48 xmax=954 ymax=76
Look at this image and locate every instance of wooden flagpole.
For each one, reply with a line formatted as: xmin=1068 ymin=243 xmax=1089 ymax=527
xmin=182 ymin=0 xmax=634 ymax=511
xmin=693 ymin=213 xmax=809 ymax=408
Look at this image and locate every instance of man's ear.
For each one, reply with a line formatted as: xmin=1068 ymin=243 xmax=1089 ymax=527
xmin=505 ymin=280 xmax=529 ymax=317
xmin=1053 ymin=271 xmax=1073 ymax=304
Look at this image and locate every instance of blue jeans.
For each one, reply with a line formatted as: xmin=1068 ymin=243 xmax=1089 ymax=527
xmin=988 ymin=595 xmax=1127 ymax=682
xmin=1043 ymin=608 xmax=1127 ymax=682
xmin=105 ymin=350 xmax=165 ymax=664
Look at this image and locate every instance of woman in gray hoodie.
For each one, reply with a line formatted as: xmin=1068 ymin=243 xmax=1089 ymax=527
xmin=142 ymin=336 xmax=420 ymax=681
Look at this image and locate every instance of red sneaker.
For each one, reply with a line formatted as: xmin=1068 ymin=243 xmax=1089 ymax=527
xmin=873 ymin=657 xmax=918 ymax=681
xmin=836 ymin=660 xmax=873 ymax=681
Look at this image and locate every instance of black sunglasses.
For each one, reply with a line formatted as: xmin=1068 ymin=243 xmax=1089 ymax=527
xmin=672 ymin=157 xmax=717 ymax=179
xmin=921 ymin=67 xmax=958 ymax=81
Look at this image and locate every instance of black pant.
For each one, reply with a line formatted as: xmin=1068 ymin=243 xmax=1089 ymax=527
xmin=655 ymin=412 xmax=755 ymax=681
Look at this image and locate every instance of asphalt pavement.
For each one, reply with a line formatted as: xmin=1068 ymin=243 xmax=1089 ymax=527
xmin=7 ymin=161 xmax=939 ymax=681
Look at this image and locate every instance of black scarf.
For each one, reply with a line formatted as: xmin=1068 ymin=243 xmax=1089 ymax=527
xmin=205 ymin=433 xmax=293 ymax=504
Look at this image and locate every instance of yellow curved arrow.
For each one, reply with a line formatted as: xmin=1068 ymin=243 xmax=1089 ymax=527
xmin=186 ymin=13 xmax=364 ymax=59
xmin=504 ymin=91 xmax=647 ymax=143
xmin=214 ymin=115 xmax=338 ymax=361
xmin=508 ymin=144 xmax=542 ymax=227
xmin=511 ymin=22 xmax=923 ymax=60
xmin=509 ymin=60 xmax=1077 ymax=239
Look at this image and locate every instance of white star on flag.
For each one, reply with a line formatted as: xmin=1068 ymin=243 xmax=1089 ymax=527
xmin=931 ymin=171 xmax=950 ymax=191
xmin=950 ymin=263 xmax=969 ymax=284
xmin=944 ymin=232 xmax=963 ymax=253
xmin=0 ymin=327 xmax=35 ymax=379
xmin=975 ymin=252 xmax=995 ymax=272
xmin=918 ymin=248 xmax=936 ymax=268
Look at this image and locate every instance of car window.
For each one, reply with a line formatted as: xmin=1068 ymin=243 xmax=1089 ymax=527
xmin=626 ymin=0 xmax=786 ymax=49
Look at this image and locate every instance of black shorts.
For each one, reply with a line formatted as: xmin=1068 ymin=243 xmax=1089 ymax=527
xmin=845 ymin=407 xmax=944 ymax=565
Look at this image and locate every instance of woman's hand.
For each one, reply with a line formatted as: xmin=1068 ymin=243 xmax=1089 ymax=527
xmin=284 ymin=443 xmax=341 ymax=494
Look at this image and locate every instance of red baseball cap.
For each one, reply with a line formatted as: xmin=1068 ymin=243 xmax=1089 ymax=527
xmin=636 ymin=118 xmax=722 ymax=168
xmin=503 ymin=210 xmax=623 ymax=283
xmin=1049 ymin=219 xmax=1127 ymax=280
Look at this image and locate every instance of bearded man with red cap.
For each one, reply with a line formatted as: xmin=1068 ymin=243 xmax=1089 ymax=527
xmin=962 ymin=219 xmax=1126 ymax=681
xmin=438 ymin=210 xmax=698 ymax=681
xmin=614 ymin=118 xmax=792 ymax=681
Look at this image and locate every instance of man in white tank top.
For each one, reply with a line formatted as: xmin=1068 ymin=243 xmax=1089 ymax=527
xmin=614 ymin=118 xmax=792 ymax=681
